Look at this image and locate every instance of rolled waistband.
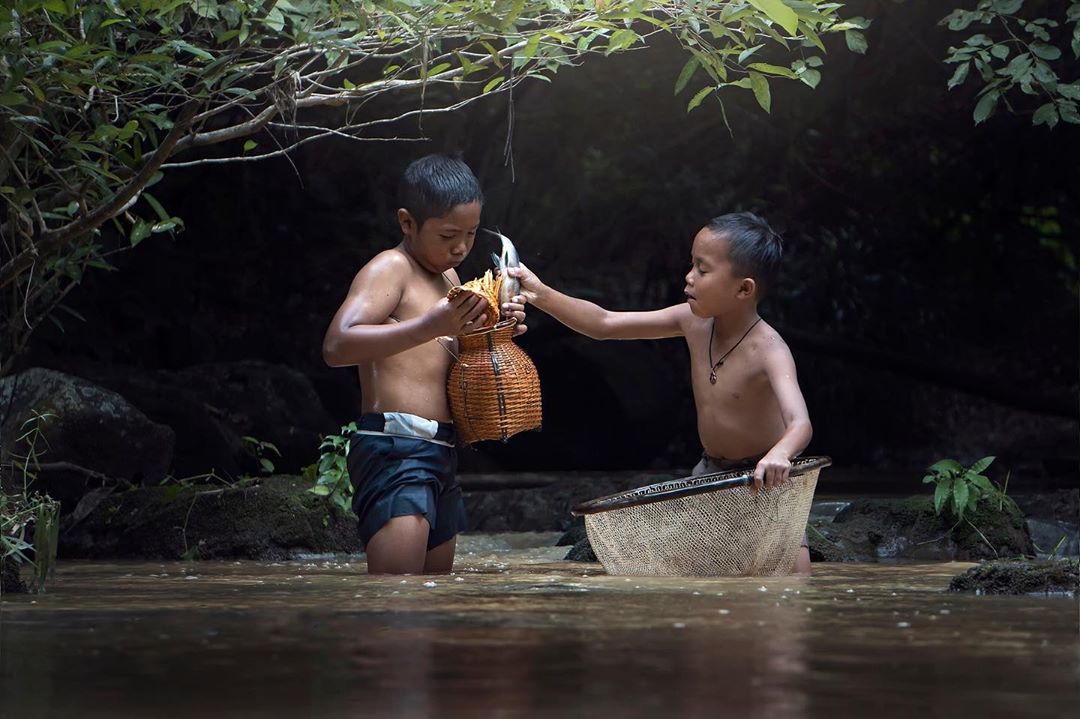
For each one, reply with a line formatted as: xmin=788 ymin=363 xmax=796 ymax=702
xmin=356 ymin=412 xmax=456 ymax=445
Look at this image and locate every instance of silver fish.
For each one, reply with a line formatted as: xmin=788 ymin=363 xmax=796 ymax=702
xmin=482 ymin=228 xmax=520 ymax=308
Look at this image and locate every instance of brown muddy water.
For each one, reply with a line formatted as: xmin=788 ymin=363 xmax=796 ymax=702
xmin=2 ymin=533 xmax=1077 ymax=719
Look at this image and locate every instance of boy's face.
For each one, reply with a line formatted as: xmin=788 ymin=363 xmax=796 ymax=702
xmin=683 ymin=228 xmax=753 ymax=317
xmin=397 ymin=200 xmax=482 ymax=274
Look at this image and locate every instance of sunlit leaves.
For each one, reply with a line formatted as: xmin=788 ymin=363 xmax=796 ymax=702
xmin=941 ymin=0 xmax=1078 ymax=127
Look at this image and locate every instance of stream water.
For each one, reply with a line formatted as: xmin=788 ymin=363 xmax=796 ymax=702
xmin=2 ymin=533 xmax=1077 ymax=718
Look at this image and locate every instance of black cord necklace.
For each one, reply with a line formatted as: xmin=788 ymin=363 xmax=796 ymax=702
xmin=708 ymin=316 xmax=762 ymax=384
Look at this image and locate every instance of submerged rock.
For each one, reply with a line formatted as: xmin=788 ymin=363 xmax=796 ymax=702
xmin=565 ymin=538 xmax=597 ymax=562
xmin=61 ymin=475 xmax=359 ymax=560
xmin=949 ymin=559 xmax=1079 ymax=595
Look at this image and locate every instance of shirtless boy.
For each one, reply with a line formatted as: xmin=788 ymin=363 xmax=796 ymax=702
xmin=322 ymin=154 xmax=525 ymax=574
xmin=509 ymin=212 xmax=814 ymax=573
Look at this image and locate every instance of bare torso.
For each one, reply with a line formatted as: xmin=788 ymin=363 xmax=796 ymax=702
xmin=682 ymin=315 xmax=789 ymax=461
xmin=356 ymin=249 xmax=459 ymax=422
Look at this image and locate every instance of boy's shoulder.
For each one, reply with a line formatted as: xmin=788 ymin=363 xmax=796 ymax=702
xmin=751 ymin=321 xmax=796 ymax=364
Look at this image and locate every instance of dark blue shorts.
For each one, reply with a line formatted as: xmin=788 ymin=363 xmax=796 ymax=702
xmin=347 ymin=413 xmax=467 ymax=550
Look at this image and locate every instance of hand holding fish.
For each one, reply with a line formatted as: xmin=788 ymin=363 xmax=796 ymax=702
xmin=504 ymin=263 xmax=544 ymax=305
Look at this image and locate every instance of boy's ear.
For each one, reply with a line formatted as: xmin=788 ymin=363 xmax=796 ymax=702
xmin=397 ymin=208 xmax=417 ymax=236
xmin=737 ymin=277 xmax=756 ymax=298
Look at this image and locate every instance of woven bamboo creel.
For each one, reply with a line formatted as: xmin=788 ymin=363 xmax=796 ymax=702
xmin=447 ymin=319 xmax=542 ymax=444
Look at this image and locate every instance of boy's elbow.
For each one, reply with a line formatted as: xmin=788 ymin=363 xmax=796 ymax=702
xmin=322 ymin=335 xmax=344 ymax=367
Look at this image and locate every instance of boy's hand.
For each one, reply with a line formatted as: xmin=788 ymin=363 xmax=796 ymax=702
xmin=502 ymin=295 xmax=528 ymax=336
xmin=425 ymin=291 xmax=489 ymax=338
xmin=505 ymin=264 xmax=544 ymax=305
xmin=752 ymin=450 xmax=792 ymax=493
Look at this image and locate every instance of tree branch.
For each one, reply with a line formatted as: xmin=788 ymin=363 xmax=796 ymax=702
xmin=0 ymin=102 xmax=200 ymax=290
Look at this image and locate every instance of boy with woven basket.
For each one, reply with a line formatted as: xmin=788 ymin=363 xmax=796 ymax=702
xmin=509 ymin=212 xmax=814 ymax=573
xmin=322 ymin=154 xmax=526 ymax=574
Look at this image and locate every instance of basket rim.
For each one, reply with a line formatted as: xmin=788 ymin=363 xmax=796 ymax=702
xmin=571 ymin=456 xmax=832 ymax=516
xmin=459 ymin=317 xmax=518 ymax=338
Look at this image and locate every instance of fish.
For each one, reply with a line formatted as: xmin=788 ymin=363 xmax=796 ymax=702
xmin=482 ymin=228 xmax=520 ymax=309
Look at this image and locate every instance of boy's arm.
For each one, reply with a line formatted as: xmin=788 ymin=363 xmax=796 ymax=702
xmin=322 ymin=253 xmax=488 ymax=367
xmin=754 ymin=342 xmax=813 ymax=491
xmin=507 ymin=264 xmax=687 ymax=340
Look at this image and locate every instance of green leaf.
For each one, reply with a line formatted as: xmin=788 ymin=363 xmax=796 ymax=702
xmin=953 ymin=480 xmax=970 ymax=519
xmin=243 ymin=140 xmax=257 ymax=152
xmin=749 ymin=71 xmax=771 ymax=112
xmin=748 ymin=62 xmax=797 ymax=79
xmin=845 ymin=30 xmax=868 ymax=55
xmin=948 ymin=62 xmax=970 ymax=89
xmin=922 ymin=475 xmax=937 ymax=484
xmin=1059 ymin=99 xmax=1080 ymax=124
xmin=687 ymin=85 xmax=713 ymax=112
xmin=142 ymin=193 xmax=170 ymax=223
xmin=990 ymin=44 xmax=1009 ymax=60
xmin=968 ymin=456 xmax=995 ymax=474
xmin=522 ymin=32 xmax=542 ymax=61
xmin=934 ymin=480 xmax=951 ymax=515
xmin=929 ymin=459 xmax=963 ymax=474
xmin=259 ymin=458 xmax=275 ymax=474
xmin=482 ymin=76 xmax=504 ymax=93
xmin=674 ymin=58 xmax=699 ymax=95
xmin=738 ymin=44 xmax=765 ymax=64
xmin=309 ymin=485 xmax=331 ymax=496
xmin=799 ymin=68 xmax=821 ymax=88
xmin=130 ymin=219 xmax=151 ymax=247
xmin=748 ymin=0 xmax=799 ymax=36
xmin=1058 ymin=83 xmax=1080 ymax=101
xmin=1033 ymin=102 xmax=1059 ymax=128
xmin=0 ymin=93 xmax=29 ymax=107
xmin=969 ymin=474 xmax=996 ymax=493
xmin=973 ymin=89 xmax=1000 ymax=124
xmin=992 ymin=0 xmax=1023 ymax=13
xmin=1031 ymin=42 xmax=1062 ymax=61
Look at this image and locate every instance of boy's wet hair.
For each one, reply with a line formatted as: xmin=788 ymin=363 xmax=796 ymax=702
xmin=706 ymin=212 xmax=783 ymax=296
xmin=398 ymin=153 xmax=484 ymax=228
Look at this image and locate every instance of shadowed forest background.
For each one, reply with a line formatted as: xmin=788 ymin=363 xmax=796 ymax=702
xmin=10 ymin=2 xmax=1077 ymax=488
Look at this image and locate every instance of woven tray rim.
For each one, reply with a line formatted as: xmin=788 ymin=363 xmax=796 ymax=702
xmin=571 ymin=456 xmax=832 ymax=515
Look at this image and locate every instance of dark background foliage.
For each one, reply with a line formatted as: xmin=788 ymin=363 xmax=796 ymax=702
xmin=16 ymin=2 xmax=1078 ymax=487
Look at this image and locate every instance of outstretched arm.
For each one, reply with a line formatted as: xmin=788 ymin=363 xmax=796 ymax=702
xmin=753 ymin=342 xmax=813 ymax=491
xmin=322 ymin=253 xmax=488 ymax=366
xmin=507 ymin=264 xmax=687 ymax=340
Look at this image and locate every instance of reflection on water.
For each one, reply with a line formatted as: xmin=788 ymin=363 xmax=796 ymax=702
xmin=2 ymin=533 xmax=1077 ymax=718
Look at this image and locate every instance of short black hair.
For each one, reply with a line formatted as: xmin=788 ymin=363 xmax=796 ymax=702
xmin=706 ymin=211 xmax=783 ymax=296
xmin=398 ymin=153 xmax=484 ymax=228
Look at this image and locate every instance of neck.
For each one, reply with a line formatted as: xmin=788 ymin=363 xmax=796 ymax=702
xmin=711 ymin=307 xmax=761 ymax=339
xmin=396 ymin=240 xmax=440 ymax=277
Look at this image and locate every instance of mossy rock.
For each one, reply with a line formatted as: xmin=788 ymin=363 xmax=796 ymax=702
xmin=61 ymin=475 xmax=360 ymax=560
xmin=813 ymin=495 xmax=1033 ymax=561
xmin=949 ymin=559 xmax=1079 ymax=595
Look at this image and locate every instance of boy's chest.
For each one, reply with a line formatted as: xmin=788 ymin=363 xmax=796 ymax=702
xmin=685 ymin=330 xmax=767 ymax=398
xmin=395 ymin=272 xmax=453 ymax=319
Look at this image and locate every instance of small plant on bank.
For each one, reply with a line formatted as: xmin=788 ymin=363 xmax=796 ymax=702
xmin=923 ymin=456 xmax=1023 ymax=555
xmin=306 ymin=423 xmax=357 ymax=514
xmin=241 ymin=436 xmax=281 ymax=476
xmin=1 ymin=411 xmax=61 ymax=593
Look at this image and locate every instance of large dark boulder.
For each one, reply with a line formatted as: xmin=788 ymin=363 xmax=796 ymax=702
xmin=949 ymin=559 xmax=1079 ymax=595
xmin=80 ymin=360 xmax=337 ymax=478
xmin=60 ymin=475 xmax=360 ymax=560
xmin=0 ymin=368 xmax=174 ymax=509
xmin=813 ymin=495 xmax=1034 ymax=561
